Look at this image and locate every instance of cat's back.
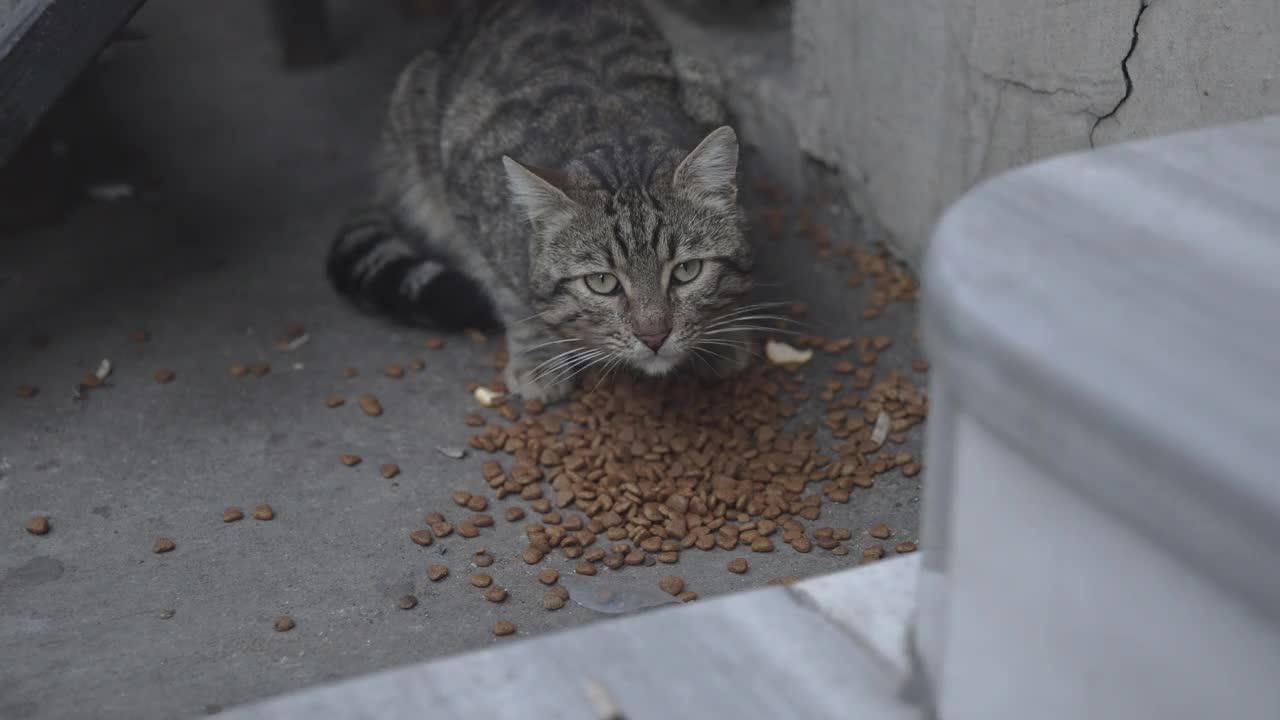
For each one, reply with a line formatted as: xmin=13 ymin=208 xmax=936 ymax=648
xmin=438 ymin=0 xmax=688 ymax=173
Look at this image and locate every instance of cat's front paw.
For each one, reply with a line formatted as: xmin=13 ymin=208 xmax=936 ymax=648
xmin=503 ymin=360 xmax=572 ymax=405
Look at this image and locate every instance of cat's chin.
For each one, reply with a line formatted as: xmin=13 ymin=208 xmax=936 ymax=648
xmin=632 ymin=354 xmax=680 ymax=377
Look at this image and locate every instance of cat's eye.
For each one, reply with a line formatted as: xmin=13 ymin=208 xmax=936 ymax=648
xmin=671 ymin=259 xmax=703 ymax=284
xmin=583 ymin=272 xmax=620 ymax=295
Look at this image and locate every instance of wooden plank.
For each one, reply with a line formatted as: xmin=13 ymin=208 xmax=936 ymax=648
xmin=0 ymin=0 xmax=146 ymax=165
xmin=221 ymin=587 xmax=918 ymax=720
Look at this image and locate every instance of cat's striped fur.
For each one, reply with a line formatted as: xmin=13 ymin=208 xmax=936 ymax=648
xmin=327 ymin=0 xmax=755 ymax=402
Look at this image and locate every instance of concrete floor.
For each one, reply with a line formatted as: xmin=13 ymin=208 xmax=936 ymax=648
xmin=0 ymin=2 xmax=925 ymax=719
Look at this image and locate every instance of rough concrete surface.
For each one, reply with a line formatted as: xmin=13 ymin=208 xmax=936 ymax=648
xmin=0 ymin=2 xmax=926 ymax=719
xmin=771 ymin=0 xmax=1280 ymax=263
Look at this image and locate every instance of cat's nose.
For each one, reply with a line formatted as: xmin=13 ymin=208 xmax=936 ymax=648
xmin=635 ymin=331 xmax=670 ymax=352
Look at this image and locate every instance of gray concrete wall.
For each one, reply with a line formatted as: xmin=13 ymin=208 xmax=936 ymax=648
xmin=789 ymin=0 xmax=1280 ymax=264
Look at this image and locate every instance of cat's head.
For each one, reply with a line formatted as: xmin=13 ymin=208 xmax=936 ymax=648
xmin=504 ymin=126 xmax=753 ymax=378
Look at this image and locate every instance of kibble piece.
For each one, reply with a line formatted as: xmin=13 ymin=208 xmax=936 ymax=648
xmin=521 ymin=548 xmax=544 ymax=565
xmin=410 ymin=529 xmax=434 ymax=547
xmin=425 ymin=337 xmax=446 ymax=350
xmin=381 ymin=463 xmax=401 ymax=479
xmin=584 ymin=548 xmax=606 ymax=562
xmin=676 ymin=591 xmax=698 ymax=603
xmin=250 ymin=363 xmax=271 ymax=377
xmin=431 ymin=521 xmax=454 ymax=537
xmin=505 ymin=507 xmax=526 ymax=522
xmin=470 ymin=574 xmax=493 ymax=588
xmin=342 ymin=367 xmax=359 ymax=379
xmin=727 ymin=558 xmax=748 ymax=574
xmin=16 ymin=384 xmax=38 ymax=399
xmin=457 ymin=521 xmax=479 ymax=538
xmin=472 ymin=551 xmax=495 ymax=567
xmin=152 ymin=537 xmax=176 ymax=554
xmin=273 ymin=615 xmax=296 ymax=632
xmin=153 ymin=369 xmax=177 ymax=384
xmin=325 ymin=395 xmax=345 ymax=408
xmin=832 ymin=545 xmax=850 ymax=556
xmin=425 ymin=512 xmax=445 ymax=525
xmin=24 ymin=516 xmax=50 ymax=535
xmin=358 ymin=395 xmax=383 ymax=417
xmin=484 ymin=586 xmax=508 ymax=603
xmin=252 ymin=504 xmax=275 ymax=521
xmin=834 ymin=360 xmax=857 ymax=374
xmin=223 ymin=506 xmax=244 ymax=523
xmin=471 ymin=514 xmax=495 ymax=528
xmin=537 ymin=568 xmax=560 ymax=585
xmin=398 ymin=595 xmax=418 ymax=610
xmin=452 ymin=490 xmax=473 ymax=507
xmin=658 ymin=576 xmax=685 ymax=596
xmin=750 ymin=538 xmax=775 ymax=553
xmin=574 ymin=561 xmax=598 ymax=576
xmin=869 ymin=523 xmax=892 ymax=539
xmin=912 ymin=359 xmax=930 ymax=372
xmin=657 ymin=551 xmax=680 ymax=564
xmin=340 ymin=454 xmax=362 ymax=467
xmin=902 ymin=462 xmax=921 ymax=477
xmin=427 ymin=564 xmax=449 ymax=581
xmin=863 ymin=544 xmax=886 ymax=560
xmin=409 ymin=358 xmax=426 ymax=371
xmin=465 ymin=495 xmax=488 ymax=512
xmin=230 ymin=364 xmax=249 ymax=377
xmin=543 ymin=591 xmax=566 ymax=611
xmin=492 ymin=620 xmax=516 ymax=636
xmin=895 ymin=541 xmax=918 ymax=554
xmin=385 ymin=364 xmax=405 ymax=379
xmin=603 ymin=554 xmax=625 ymax=570
xmin=791 ymin=536 xmax=813 ymax=553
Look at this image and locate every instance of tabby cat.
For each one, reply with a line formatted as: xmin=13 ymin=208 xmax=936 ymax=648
xmin=327 ymin=0 xmax=757 ymax=403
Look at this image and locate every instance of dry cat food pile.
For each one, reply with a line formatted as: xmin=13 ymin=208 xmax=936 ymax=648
xmin=400 ymin=251 xmax=927 ymax=628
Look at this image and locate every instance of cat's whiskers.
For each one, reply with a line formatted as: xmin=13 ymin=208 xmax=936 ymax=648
xmin=532 ymin=349 xmax=604 ymax=387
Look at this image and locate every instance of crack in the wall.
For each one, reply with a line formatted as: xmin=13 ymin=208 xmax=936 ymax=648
xmin=1089 ymin=0 xmax=1152 ymax=147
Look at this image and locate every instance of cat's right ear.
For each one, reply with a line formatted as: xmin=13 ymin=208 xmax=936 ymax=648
xmin=503 ymin=156 xmax=577 ymax=236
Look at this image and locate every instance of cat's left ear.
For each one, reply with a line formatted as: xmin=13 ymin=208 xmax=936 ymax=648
xmin=673 ymin=125 xmax=739 ymax=212
xmin=503 ymin=156 xmax=578 ymax=236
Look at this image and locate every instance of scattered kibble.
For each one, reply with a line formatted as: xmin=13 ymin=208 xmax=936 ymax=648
xmin=492 ymin=619 xmax=515 ymax=636
xmin=658 ymin=576 xmax=685 ymax=596
xmin=24 ymin=516 xmax=50 ymax=535
xmin=252 ymin=504 xmax=275 ymax=521
xmin=398 ymin=595 xmax=418 ymax=610
xmin=537 ymin=568 xmax=560 ymax=585
xmin=152 ymin=537 xmax=176 ymax=554
xmin=380 ymin=463 xmax=401 ymax=479
xmin=727 ymin=558 xmax=748 ymax=574
xmin=410 ymin=530 xmax=434 ymax=547
xmin=484 ymin=586 xmax=508 ymax=603
xmin=358 ymin=395 xmax=383 ymax=417
xmin=470 ymin=574 xmax=493 ymax=588
xmin=427 ymin=564 xmax=449 ymax=581
xmin=325 ymin=395 xmax=345 ymax=408
xmin=273 ymin=615 xmax=295 ymax=632
xmin=153 ymin=369 xmax=176 ymax=384
xmin=340 ymin=454 xmax=362 ymax=467
xmin=223 ymin=506 xmax=244 ymax=523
